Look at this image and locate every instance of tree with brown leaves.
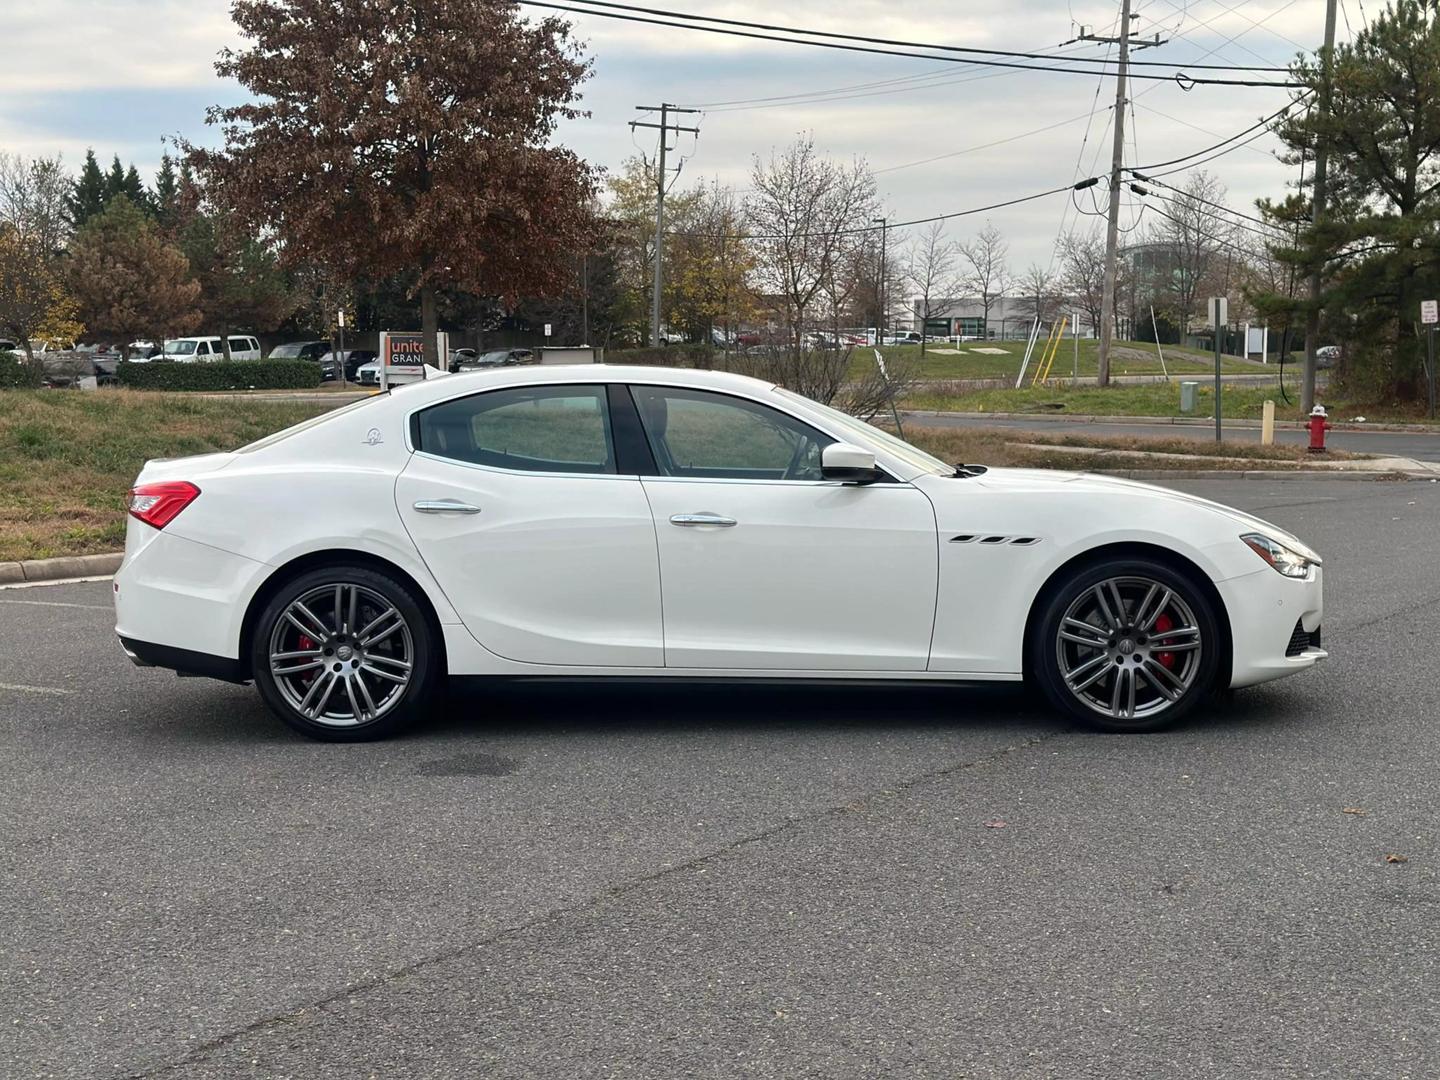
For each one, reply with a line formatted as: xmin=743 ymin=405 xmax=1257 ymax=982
xmin=188 ymin=0 xmax=600 ymax=367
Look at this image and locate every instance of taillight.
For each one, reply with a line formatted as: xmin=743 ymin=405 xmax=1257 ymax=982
xmin=127 ymin=481 xmax=200 ymax=529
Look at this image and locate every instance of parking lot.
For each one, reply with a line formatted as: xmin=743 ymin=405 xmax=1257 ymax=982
xmin=3 ymin=477 xmax=1438 ymax=1079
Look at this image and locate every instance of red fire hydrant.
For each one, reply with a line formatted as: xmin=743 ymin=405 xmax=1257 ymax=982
xmin=1307 ymin=404 xmax=1331 ymax=453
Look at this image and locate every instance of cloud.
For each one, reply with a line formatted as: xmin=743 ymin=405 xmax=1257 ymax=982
xmin=0 ymin=0 xmax=1321 ymax=265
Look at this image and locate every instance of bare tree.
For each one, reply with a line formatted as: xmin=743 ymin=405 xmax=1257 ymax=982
xmin=1059 ymin=232 xmax=1106 ymax=340
xmin=1145 ymin=170 xmax=1236 ymax=336
xmin=1016 ymin=262 xmax=1060 ymax=328
xmin=904 ymin=221 xmax=960 ymax=355
xmin=745 ymin=135 xmax=878 ymax=353
xmin=958 ymin=222 xmax=1011 ymax=339
xmin=0 ymin=154 xmax=71 ymax=257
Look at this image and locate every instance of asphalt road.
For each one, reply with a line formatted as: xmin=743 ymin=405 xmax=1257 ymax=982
xmin=906 ymin=412 xmax=1440 ymax=462
xmin=3 ymin=477 xmax=1438 ymax=1079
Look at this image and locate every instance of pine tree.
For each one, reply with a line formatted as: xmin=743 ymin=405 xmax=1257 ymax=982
xmin=122 ymin=164 xmax=148 ymax=212
xmin=153 ymin=154 xmax=179 ymax=229
xmin=105 ymin=156 xmax=127 ymax=203
xmin=68 ymin=149 xmax=107 ymax=229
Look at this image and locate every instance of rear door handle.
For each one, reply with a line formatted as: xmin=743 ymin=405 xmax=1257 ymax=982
xmin=670 ymin=513 xmax=737 ymax=527
xmin=413 ymin=499 xmax=481 ymax=515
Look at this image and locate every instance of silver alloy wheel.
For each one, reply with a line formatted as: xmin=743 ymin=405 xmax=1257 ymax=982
xmin=1055 ymin=575 xmax=1203 ymax=722
xmin=267 ymin=582 xmax=414 ymax=728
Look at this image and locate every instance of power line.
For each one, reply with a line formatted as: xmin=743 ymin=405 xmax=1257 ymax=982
xmin=546 ymin=0 xmax=1292 ymax=70
xmin=874 ymin=110 xmax=1106 ymax=176
xmin=1133 ymin=174 xmax=1282 ymax=230
xmin=1126 ymin=96 xmax=1307 ymax=173
xmin=676 ymin=179 xmax=1097 ymax=241
xmin=690 ymin=40 xmax=1116 ymax=113
xmin=517 ymin=1 xmax=1301 ymax=85
xmin=1131 ymin=100 xmax=1279 ymax=161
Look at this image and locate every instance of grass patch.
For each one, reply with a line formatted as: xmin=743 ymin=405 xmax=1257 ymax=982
xmin=905 ymin=375 xmax=1440 ymax=426
xmin=0 ymin=390 xmax=335 ymax=562
xmin=863 ymin=339 xmax=1261 ymax=381
xmin=900 ymin=425 xmax=1356 ymax=472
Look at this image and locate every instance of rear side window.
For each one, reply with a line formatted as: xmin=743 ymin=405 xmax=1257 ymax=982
xmin=229 ymin=337 xmax=252 ymax=353
xmin=416 ymin=385 xmax=615 ymax=474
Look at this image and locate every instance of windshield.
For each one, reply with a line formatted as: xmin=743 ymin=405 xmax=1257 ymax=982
xmin=164 ymin=341 xmax=198 ymax=355
xmin=479 ymin=351 xmax=511 ymax=363
xmin=269 ymin=343 xmax=306 ymax=358
xmin=773 ymin=388 xmax=953 ymax=477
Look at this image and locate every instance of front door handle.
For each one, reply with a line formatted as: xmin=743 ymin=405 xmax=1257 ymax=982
xmin=669 ymin=513 xmax=737 ymax=527
xmin=413 ymin=499 xmax=481 ymax=515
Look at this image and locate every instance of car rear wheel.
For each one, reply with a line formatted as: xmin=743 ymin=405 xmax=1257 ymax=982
xmin=1032 ymin=558 xmax=1222 ymax=733
xmin=251 ymin=565 xmax=439 ymax=741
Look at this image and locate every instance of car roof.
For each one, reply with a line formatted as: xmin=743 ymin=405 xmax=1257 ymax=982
xmin=385 ymin=364 xmax=777 ymax=406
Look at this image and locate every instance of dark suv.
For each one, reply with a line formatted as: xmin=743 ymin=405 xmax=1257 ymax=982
xmin=270 ymin=340 xmax=338 ymax=379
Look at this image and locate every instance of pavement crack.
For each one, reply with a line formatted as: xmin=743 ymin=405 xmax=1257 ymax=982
xmin=118 ymin=726 xmax=1062 ymax=1078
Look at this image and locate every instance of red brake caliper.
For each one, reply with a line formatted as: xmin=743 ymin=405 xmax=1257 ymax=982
xmin=1153 ymin=613 xmax=1176 ymax=669
xmin=297 ymin=634 xmax=317 ymax=683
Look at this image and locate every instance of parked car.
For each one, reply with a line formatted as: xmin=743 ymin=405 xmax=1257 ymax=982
xmin=319 ymin=349 xmax=377 ymax=382
xmin=452 ymin=348 xmax=534 ymax=372
xmin=355 ymin=359 xmax=382 ymax=386
xmin=115 ymin=365 xmax=1326 ymax=742
xmin=448 ymin=348 xmax=479 ymax=370
xmin=1316 ymin=345 xmax=1342 ymax=369
xmin=270 ymin=340 xmax=338 ymax=379
xmin=157 ymin=336 xmax=262 ymax=362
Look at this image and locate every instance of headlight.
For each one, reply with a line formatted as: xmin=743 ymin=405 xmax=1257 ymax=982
xmin=1241 ymin=533 xmax=1316 ymax=578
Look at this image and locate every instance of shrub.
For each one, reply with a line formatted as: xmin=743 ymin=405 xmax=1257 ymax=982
xmin=0 ymin=353 xmax=42 ymax=389
xmin=115 ymin=359 xmax=321 ymax=391
xmin=609 ymin=344 xmax=721 ymax=368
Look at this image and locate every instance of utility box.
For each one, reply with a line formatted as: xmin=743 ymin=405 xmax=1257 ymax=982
xmin=1180 ymin=381 xmax=1199 ymax=413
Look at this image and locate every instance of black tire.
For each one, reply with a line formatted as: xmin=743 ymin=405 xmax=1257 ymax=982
xmin=250 ymin=564 xmax=441 ymax=741
xmin=1030 ymin=557 xmax=1222 ymax=733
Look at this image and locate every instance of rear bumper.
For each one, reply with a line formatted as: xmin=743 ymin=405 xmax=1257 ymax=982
xmin=118 ymin=636 xmax=248 ymax=683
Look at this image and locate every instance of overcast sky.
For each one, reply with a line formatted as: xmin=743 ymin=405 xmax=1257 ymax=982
xmin=1 ymin=0 xmax=1331 ymax=267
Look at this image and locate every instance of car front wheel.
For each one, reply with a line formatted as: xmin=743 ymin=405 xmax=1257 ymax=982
xmin=1032 ymin=558 xmax=1222 ymax=733
xmin=251 ymin=565 xmax=439 ymax=741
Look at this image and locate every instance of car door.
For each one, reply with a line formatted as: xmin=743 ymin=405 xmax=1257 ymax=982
xmin=627 ymin=384 xmax=939 ymax=671
xmin=395 ymin=382 xmax=663 ymax=667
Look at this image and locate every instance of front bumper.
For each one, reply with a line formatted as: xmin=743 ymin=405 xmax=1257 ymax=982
xmin=1217 ymin=564 xmax=1326 ymax=689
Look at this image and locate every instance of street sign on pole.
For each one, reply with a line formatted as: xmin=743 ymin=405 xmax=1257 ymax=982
xmin=1210 ymin=298 xmax=1227 ymax=443
xmin=1422 ymin=299 xmax=1438 ymax=324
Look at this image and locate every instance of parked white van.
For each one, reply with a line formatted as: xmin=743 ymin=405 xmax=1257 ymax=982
xmin=158 ymin=336 xmax=262 ymax=362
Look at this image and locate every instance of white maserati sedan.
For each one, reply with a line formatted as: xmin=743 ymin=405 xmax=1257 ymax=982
xmin=115 ymin=366 xmax=1325 ymax=741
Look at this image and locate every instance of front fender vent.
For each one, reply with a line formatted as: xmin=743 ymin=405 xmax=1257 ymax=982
xmin=949 ymin=534 xmax=1043 ymax=546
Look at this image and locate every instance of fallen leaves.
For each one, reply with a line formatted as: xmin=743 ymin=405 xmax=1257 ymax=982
xmin=983 ymin=818 xmax=1007 ymax=829
xmin=1342 ymin=807 xmax=1367 ymax=816
xmin=1385 ymin=853 xmax=1410 ymax=865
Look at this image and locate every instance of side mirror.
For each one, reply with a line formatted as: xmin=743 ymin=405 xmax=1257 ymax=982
xmin=822 ymin=442 xmax=881 ymax=484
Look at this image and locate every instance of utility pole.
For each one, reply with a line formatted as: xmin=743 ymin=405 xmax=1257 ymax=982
xmin=1302 ymin=0 xmax=1338 ymax=413
xmin=1081 ymin=3 xmax=1163 ymax=385
xmin=1093 ymin=0 xmax=1132 ymax=386
xmin=631 ymin=103 xmax=700 ymax=348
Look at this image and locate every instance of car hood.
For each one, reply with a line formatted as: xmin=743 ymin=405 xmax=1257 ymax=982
xmin=951 ymin=466 xmax=1318 ymax=559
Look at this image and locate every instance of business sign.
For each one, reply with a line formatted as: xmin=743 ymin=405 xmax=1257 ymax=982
xmin=1422 ymin=299 xmax=1438 ymax=325
xmin=378 ymin=331 xmax=446 ymax=388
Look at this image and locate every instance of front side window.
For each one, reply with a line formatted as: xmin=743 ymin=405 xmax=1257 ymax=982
xmin=416 ymin=385 xmax=615 ymax=474
xmin=630 ymin=386 xmax=832 ymax=481
xmin=195 ymin=341 xmax=210 ymax=356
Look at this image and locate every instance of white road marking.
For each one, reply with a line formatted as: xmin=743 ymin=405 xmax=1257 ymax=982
xmin=0 ymin=681 xmax=71 ymax=696
xmin=0 ymin=575 xmax=114 ymax=590
xmin=0 ymin=599 xmax=111 ymax=610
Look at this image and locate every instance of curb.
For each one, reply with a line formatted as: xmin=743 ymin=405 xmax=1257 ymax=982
xmin=905 ymin=409 xmax=1440 ymax=434
xmin=0 ymin=552 xmax=123 ymax=586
